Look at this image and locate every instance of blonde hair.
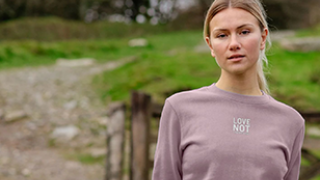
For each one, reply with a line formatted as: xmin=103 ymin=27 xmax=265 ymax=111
xmin=204 ymin=0 xmax=271 ymax=94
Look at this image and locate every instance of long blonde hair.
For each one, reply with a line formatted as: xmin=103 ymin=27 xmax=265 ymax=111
xmin=204 ymin=0 xmax=271 ymax=94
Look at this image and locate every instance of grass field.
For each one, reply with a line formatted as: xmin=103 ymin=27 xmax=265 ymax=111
xmin=92 ymin=31 xmax=320 ymax=111
xmin=1 ymin=17 xmax=320 ymax=112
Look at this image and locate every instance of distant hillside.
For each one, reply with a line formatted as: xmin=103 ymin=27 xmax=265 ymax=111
xmin=0 ymin=17 xmax=172 ymax=41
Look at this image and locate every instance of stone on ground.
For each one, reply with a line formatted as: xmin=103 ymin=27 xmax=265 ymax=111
xmin=4 ymin=110 xmax=28 ymax=123
xmin=307 ymin=126 xmax=320 ymax=138
xmin=128 ymin=38 xmax=148 ymax=47
xmin=51 ymin=125 xmax=80 ymax=141
xmin=280 ymin=37 xmax=320 ymax=52
xmin=56 ymin=58 xmax=96 ymax=67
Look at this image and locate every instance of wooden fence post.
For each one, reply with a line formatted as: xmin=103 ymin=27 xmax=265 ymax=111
xmin=105 ymin=102 xmax=126 ymax=180
xmin=130 ymin=91 xmax=151 ymax=180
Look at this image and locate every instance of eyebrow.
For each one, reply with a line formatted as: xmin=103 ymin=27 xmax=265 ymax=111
xmin=212 ymin=24 xmax=254 ymax=33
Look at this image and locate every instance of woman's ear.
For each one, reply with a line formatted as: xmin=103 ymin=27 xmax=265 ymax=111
xmin=260 ymin=28 xmax=268 ymax=50
xmin=205 ymin=37 xmax=215 ymax=58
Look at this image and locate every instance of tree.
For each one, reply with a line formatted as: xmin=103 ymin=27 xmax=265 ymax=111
xmin=0 ymin=0 xmax=81 ymax=21
xmin=0 ymin=0 xmax=179 ymax=24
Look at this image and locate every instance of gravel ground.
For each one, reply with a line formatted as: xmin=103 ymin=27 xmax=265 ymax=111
xmin=0 ymin=58 xmax=134 ymax=180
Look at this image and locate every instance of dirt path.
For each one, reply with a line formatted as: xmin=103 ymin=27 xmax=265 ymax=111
xmin=0 ymin=57 xmax=134 ymax=180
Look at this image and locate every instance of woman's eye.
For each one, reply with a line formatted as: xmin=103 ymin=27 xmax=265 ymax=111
xmin=240 ymin=30 xmax=250 ymax=35
xmin=217 ymin=34 xmax=227 ymax=38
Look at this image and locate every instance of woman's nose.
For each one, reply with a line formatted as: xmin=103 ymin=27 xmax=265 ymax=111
xmin=229 ymin=35 xmax=241 ymax=51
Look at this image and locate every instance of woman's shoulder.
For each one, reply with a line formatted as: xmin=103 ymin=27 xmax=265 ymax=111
xmin=165 ymin=85 xmax=211 ymax=105
xmin=268 ymin=96 xmax=305 ymax=125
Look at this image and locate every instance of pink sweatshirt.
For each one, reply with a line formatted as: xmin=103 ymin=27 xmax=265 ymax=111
xmin=152 ymin=83 xmax=305 ymax=180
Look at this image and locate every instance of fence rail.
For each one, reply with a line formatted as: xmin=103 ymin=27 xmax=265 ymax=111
xmin=300 ymin=112 xmax=320 ymax=123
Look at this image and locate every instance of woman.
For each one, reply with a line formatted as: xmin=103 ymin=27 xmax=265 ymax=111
xmin=152 ymin=0 xmax=305 ymax=179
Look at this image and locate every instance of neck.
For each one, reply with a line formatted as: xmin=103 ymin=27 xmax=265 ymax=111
xmin=216 ymin=71 xmax=262 ymax=96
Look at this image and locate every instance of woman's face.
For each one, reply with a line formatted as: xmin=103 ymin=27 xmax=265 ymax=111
xmin=206 ymin=8 xmax=267 ymax=76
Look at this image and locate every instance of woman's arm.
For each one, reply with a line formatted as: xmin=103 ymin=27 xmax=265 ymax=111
xmin=284 ymin=126 xmax=305 ymax=180
xmin=152 ymin=100 xmax=183 ymax=180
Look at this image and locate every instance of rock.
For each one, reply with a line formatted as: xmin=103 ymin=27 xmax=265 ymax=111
xmin=89 ymin=148 xmax=106 ymax=158
xmin=35 ymin=93 xmax=44 ymax=106
xmin=43 ymin=91 xmax=53 ymax=99
xmin=8 ymin=168 xmax=17 ymax=175
xmin=25 ymin=122 xmax=37 ymax=131
xmin=280 ymin=37 xmax=320 ymax=52
xmin=21 ymin=168 xmax=31 ymax=177
xmin=86 ymin=56 xmax=137 ymax=75
xmin=51 ymin=125 xmax=80 ymax=141
xmin=56 ymin=58 xmax=96 ymax=67
xmin=106 ymin=102 xmax=126 ymax=116
xmin=94 ymin=116 xmax=109 ymax=126
xmin=65 ymin=161 xmax=82 ymax=170
xmin=270 ymin=30 xmax=296 ymax=42
xmin=4 ymin=110 xmax=28 ymax=123
xmin=0 ymin=156 xmax=9 ymax=165
xmin=128 ymin=38 xmax=148 ymax=47
xmin=307 ymin=126 xmax=320 ymax=138
xmin=79 ymin=97 xmax=89 ymax=108
xmin=64 ymin=100 xmax=77 ymax=110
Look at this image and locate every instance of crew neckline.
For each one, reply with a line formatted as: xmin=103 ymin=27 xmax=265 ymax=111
xmin=206 ymin=83 xmax=271 ymax=105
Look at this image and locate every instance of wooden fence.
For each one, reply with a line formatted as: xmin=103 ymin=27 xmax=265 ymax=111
xmin=105 ymin=91 xmax=320 ymax=180
xmin=130 ymin=91 xmax=162 ymax=180
xmin=105 ymin=102 xmax=126 ymax=180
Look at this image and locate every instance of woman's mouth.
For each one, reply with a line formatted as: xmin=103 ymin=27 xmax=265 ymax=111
xmin=228 ymin=55 xmax=245 ymax=61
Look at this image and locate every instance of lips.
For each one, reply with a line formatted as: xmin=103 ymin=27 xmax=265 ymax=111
xmin=228 ymin=54 xmax=245 ymax=60
xmin=227 ymin=54 xmax=245 ymax=62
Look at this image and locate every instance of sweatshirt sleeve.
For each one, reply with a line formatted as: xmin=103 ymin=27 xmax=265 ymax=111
xmin=284 ymin=126 xmax=305 ymax=180
xmin=152 ymin=99 xmax=183 ymax=180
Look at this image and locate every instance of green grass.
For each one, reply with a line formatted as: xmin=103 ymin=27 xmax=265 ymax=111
xmin=1 ymin=18 xmax=320 ymax=111
xmin=92 ymin=32 xmax=320 ymax=111
xmin=1 ymin=30 xmax=319 ymax=111
xmin=296 ymin=24 xmax=320 ymax=37
xmin=0 ymin=38 xmax=147 ymax=69
xmin=300 ymin=150 xmax=320 ymax=180
xmin=92 ymin=30 xmax=219 ymax=104
xmin=309 ymin=150 xmax=320 ymax=159
xmin=267 ymin=43 xmax=320 ymax=111
xmin=301 ymin=156 xmax=311 ymax=166
xmin=311 ymin=175 xmax=320 ymax=180
xmin=64 ymin=152 xmax=105 ymax=165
